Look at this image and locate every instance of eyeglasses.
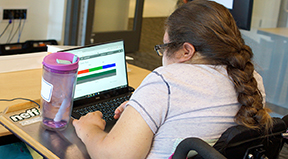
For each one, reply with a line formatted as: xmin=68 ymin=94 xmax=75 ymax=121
xmin=154 ymin=42 xmax=184 ymax=56
xmin=154 ymin=43 xmax=170 ymax=56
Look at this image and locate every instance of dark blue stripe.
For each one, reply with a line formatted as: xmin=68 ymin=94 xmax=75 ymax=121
xmin=152 ymin=71 xmax=171 ymax=95
xmin=130 ymin=99 xmax=159 ymax=130
xmin=152 ymin=71 xmax=171 ymax=128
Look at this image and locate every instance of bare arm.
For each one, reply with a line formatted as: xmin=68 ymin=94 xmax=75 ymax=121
xmin=73 ymin=105 xmax=154 ymax=159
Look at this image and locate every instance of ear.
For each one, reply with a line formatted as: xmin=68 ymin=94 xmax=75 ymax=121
xmin=177 ymin=42 xmax=196 ymax=63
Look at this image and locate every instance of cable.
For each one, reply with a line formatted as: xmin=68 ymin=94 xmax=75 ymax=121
xmin=6 ymin=18 xmax=15 ymax=43
xmin=0 ymin=21 xmax=11 ymax=38
xmin=17 ymin=13 xmax=26 ymax=43
xmin=0 ymin=98 xmax=40 ymax=108
xmin=8 ymin=18 xmax=22 ymax=43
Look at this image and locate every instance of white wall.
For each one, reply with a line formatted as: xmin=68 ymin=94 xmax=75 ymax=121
xmin=0 ymin=0 xmax=66 ymax=45
xmin=46 ymin=0 xmax=66 ymax=44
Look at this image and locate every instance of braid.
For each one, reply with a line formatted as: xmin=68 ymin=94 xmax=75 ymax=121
xmin=227 ymin=45 xmax=273 ymax=131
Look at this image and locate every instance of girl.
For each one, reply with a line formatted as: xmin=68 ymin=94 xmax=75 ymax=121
xmin=73 ymin=1 xmax=272 ymax=158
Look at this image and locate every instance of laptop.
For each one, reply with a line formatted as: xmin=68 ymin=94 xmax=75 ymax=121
xmin=58 ymin=40 xmax=134 ymax=129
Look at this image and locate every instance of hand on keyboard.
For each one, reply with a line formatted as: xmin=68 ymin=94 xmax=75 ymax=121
xmin=114 ymin=101 xmax=129 ymax=120
xmin=73 ymin=111 xmax=106 ymax=141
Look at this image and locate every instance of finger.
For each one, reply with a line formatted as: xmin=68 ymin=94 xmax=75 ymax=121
xmin=85 ymin=111 xmax=102 ymax=118
xmin=102 ymin=118 xmax=106 ymax=125
xmin=118 ymin=106 xmax=124 ymax=112
xmin=114 ymin=108 xmax=121 ymax=114
xmin=114 ymin=108 xmax=123 ymax=119
xmin=114 ymin=114 xmax=120 ymax=120
xmin=120 ymin=101 xmax=129 ymax=108
xmin=114 ymin=101 xmax=127 ymax=114
xmin=84 ymin=112 xmax=92 ymax=117
xmin=95 ymin=111 xmax=103 ymax=118
xmin=114 ymin=101 xmax=129 ymax=119
xmin=72 ymin=118 xmax=79 ymax=127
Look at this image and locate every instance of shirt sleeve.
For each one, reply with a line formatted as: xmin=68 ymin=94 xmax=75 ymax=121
xmin=126 ymin=71 xmax=170 ymax=134
xmin=254 ymin=71 xmax=266 ymax=106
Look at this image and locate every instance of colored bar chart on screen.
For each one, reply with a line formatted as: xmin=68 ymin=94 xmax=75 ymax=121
xmin=77 ymin=63 xmax=116 ymax=84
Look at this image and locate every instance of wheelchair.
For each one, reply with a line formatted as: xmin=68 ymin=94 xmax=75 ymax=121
xmin=171 ymin=114 xmax=288 ymax=159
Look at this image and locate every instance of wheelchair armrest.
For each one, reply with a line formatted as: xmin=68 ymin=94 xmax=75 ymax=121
xmin=282 ymin=114 xmax=288 ymax=144
xmin=172 ymin=137 xmax=226 ymax=159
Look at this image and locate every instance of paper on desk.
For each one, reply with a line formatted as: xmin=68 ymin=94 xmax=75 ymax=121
xmin=47 ymin=45 xmax=78 ymax=53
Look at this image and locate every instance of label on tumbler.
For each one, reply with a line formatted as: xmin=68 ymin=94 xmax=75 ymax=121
xmin=41 ymin=77 xmax=53 ymax=102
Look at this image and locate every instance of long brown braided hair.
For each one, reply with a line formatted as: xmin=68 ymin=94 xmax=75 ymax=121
xmin=165 ymin=0 xmax=273 ymax=131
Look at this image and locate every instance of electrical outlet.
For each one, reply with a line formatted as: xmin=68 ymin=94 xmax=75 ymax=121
xmin=3 ymin=9 xmax=27 ymax=20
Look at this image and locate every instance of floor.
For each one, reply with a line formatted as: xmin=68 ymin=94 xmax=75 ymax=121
xmin=126 ymin=17 xmax=165 ymax=71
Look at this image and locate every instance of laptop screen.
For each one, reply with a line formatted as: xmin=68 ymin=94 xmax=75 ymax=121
xmin=63 ymin=40 xmax=128 ymax=101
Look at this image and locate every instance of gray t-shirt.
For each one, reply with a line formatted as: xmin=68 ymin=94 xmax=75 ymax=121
xmin=126 ymin=63 xmax=265 ymax=159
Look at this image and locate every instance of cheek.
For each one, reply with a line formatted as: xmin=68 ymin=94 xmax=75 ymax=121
xmin=162 ymin=55 xmax=172 ymax=66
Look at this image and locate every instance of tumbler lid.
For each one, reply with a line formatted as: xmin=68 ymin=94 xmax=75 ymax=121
xmin=42 ymin=52 xmax=79 ymax=71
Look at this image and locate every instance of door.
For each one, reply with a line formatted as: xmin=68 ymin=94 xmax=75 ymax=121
xmin=241 ymin=0 xmax=288 ymax=109
xmin=64 ymin=0 xmax=144 ymax=53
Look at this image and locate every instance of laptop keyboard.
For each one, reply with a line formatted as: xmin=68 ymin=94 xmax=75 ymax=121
xmin=73 ymin=94 xmax=131 ymax=121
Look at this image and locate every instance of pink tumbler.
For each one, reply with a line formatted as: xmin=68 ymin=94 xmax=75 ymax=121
xmin=41 ymin=52 xmax=79 ymax=131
